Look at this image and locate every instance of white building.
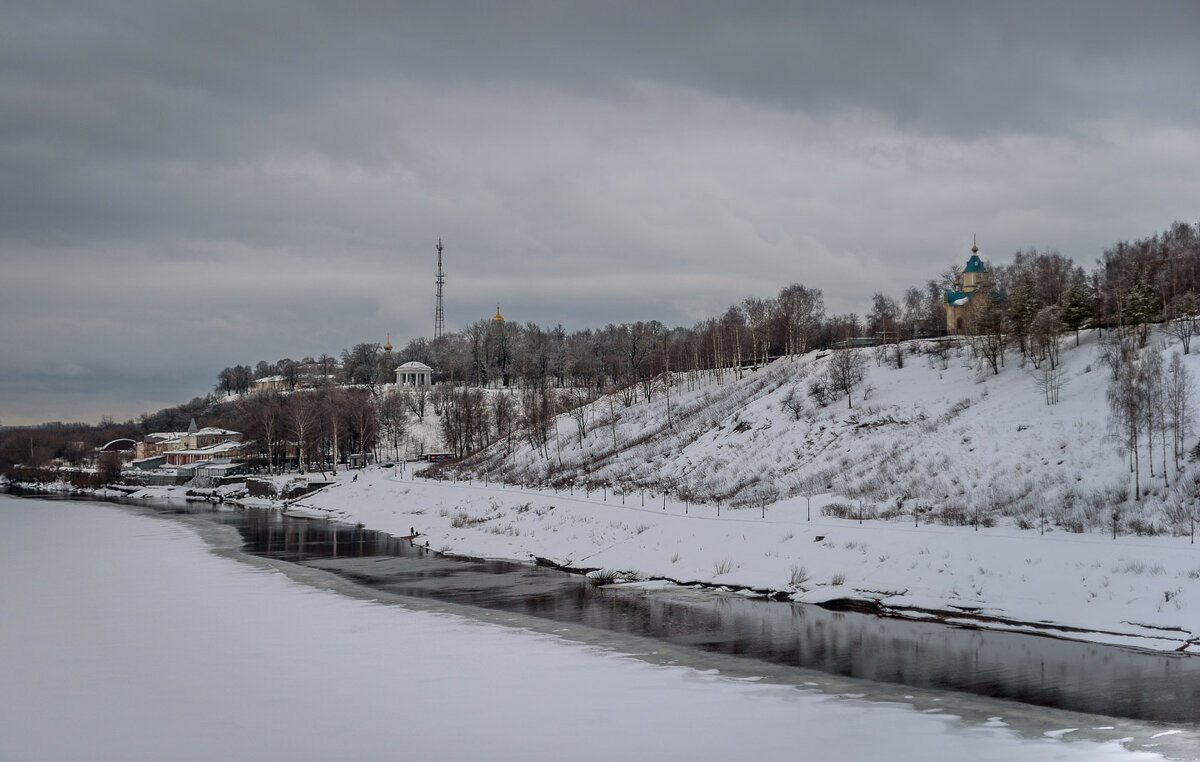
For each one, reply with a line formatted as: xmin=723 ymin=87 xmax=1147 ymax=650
xmin=395 ymin=361 xmax=433 ymax=387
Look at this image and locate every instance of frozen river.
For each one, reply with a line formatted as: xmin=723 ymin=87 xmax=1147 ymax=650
xmin=0 ymin=492 xmax=1195 ymax=761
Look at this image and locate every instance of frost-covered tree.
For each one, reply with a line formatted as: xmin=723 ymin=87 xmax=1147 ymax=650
xmin=965 ymin=296 xmax=1007 ymax=375
xmin=826 ymin=348 xmax=868 ymax=409
xmin=1059 ymin=282 xmax=1093 ymax=346
xmin=1107 ymin=350 xmax=1141 ymax=496
xmin=1118 ymin=277 xmax=1157 ymax=348
xmin=1028 ymin=305 xmax=1063 ymax=370
xmin=1033 ymin=361 xmax=1067 ymax=405
xmin=1006 ymin=273 xmax=1039 ymax=359
xmin=1140 ymin=349 xmax=1165 ymax=480
xmin=1167 ymin=352 xmax=1195 ymax=472
xmin=1166 ymin=292 xmax=1200 ymax=354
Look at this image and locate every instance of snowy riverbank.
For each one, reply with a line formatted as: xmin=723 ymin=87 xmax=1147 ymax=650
xmin=114 ymin=467 xmax=1200 ymax=654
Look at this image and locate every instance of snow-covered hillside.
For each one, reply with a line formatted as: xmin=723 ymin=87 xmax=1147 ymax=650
xmin=193 ymin=327 xmax=1196 ymax=653
xmin=103 ymin=327 xmax=1200 ymax=651
xmin=457 ymin=328 xmax=1198 ymax=535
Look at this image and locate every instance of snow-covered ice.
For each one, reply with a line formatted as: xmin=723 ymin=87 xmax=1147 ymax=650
xmin=0 ymin=494 xmax=1181 ymax=761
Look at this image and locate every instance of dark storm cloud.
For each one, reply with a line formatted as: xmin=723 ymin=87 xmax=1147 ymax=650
xmin=2 ymin=1 xmax=1199 ymax=423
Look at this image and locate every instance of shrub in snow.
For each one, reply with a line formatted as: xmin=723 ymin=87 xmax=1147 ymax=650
xmin=821 ymin=502 xmax=876 ymax=521
xmin=1125 ymin=517 xmax=1164 ymax=536
xmin=807 ymin=377 xmax=833 ymax=408
xmin=787 ymin=564 xmax=810 ymax=588
xmin=938 ymin=502 xmax=970 ymax=526
xmin=1113 ymin=560 xmax=1166 ymax=576
xmin=450 ymin=512 xmax=489 ymax=528
xmin=780 ymin=386 xmax=805 ymax=421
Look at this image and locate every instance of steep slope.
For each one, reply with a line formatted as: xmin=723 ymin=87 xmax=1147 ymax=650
xmin=458 ymin=328 xmax=1196 ymax=534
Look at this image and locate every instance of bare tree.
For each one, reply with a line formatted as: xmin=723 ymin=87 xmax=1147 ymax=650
xmin=340 ymin=343 xmax=382 ymax=387
xmin=965 ymin=296 xmax=1007 ymax=375
xmin=781 ymin=385 xmax=804 ymax=421
xmin=377 ymin=390 xmax=409 ymax=462
xmin=1033 ymin=362 xmax=1067 ymax=406
xmin=777 ymin=284 xmax=824 ymax=356
xmin=440 ymin=387 xmax=488 ymax=457
xmin=1167 ymin=351 xmax=1195 ymax=473
xmin=1166 ymin=292 xmax=1200 ymax=354
xmin=344 ymin=388 xmax=378 ymax=464
xmin=900 ymin=286 xmax=924 ymax=340
xmin=492 ymin=391 xmax=517 ymax=456
xmin=742 ymin=296 xmax=771 ymax=366
xmin=404 ymin=385 xmax=429 ymax=422
xmin=287 ymin=394 xmax=320 ymax=474
xmin=520 ymin=386 xmax=554 ymax=459
xmin=927 ymin=338 xmax=954 ymax=370
xmin=826 ymin=348 xmax=868 ymax=409
xmin=321 ymin=389 xmax=353 ymax=475
xmin=566 ymin=387 xmax=590 ymax=446
xmin=240 ymin=391 xmax=285 ymax=473
xmin=1028 ymin=305 xmax=1063 ymax=370
xmin=1141 ymin=348 xmax=1166 ymax=481
xmin=1107 ymin=353 xmax=1144 ymax=499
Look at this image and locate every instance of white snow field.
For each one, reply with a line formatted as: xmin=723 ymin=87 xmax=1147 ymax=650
xmin=0 ymin=494 xmax=1179 ymax=762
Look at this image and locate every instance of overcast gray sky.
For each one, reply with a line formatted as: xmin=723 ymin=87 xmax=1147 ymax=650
xmin=3 ymin=1 xmax=1198 ymax=425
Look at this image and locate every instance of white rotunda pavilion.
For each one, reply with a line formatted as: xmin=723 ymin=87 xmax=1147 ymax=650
xmin=395 ymin=361 xmax=433 ymax=387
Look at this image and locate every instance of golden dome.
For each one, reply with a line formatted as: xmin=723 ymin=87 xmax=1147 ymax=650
xmin=492 ymin=305 xmax=505 ymax=323
xmin=383 ymin=332 xmax=393 ymax=352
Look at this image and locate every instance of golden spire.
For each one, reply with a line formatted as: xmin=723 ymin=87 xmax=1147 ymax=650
xmin=384 ymin=332 xmax=393 ymax=352
xmin=492 ymin=305 xmax=505 ymax=323
xmin=971 ymin=234 xmax=978 ymax=254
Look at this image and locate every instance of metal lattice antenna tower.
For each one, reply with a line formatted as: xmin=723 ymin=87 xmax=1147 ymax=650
xmin=434 ymin=238 xmax=446 ymax=340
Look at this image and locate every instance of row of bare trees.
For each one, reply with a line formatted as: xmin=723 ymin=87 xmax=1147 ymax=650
xmin=1104 ymin=331 xmax=1196 ymax=500
xmin=234 ymin=387 xmax=378 ymax=474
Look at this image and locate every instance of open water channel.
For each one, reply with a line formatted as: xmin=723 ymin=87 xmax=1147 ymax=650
xmin=192 ymin=500 xmax=1200 ymax=721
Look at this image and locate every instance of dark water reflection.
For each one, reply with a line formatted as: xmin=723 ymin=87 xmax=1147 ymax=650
xmin=200 ymin=506 xmax=1200 ymax=724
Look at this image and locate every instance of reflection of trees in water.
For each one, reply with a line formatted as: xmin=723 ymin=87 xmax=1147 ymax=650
xmin=174 ymin=502 xmax=1200 ymax=723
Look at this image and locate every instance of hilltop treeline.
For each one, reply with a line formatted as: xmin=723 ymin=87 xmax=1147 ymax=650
xmin=223 ymin=220 xmax=1199 ymax=394
xmin=4 ymin=220 xmax=1198 ymax=476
